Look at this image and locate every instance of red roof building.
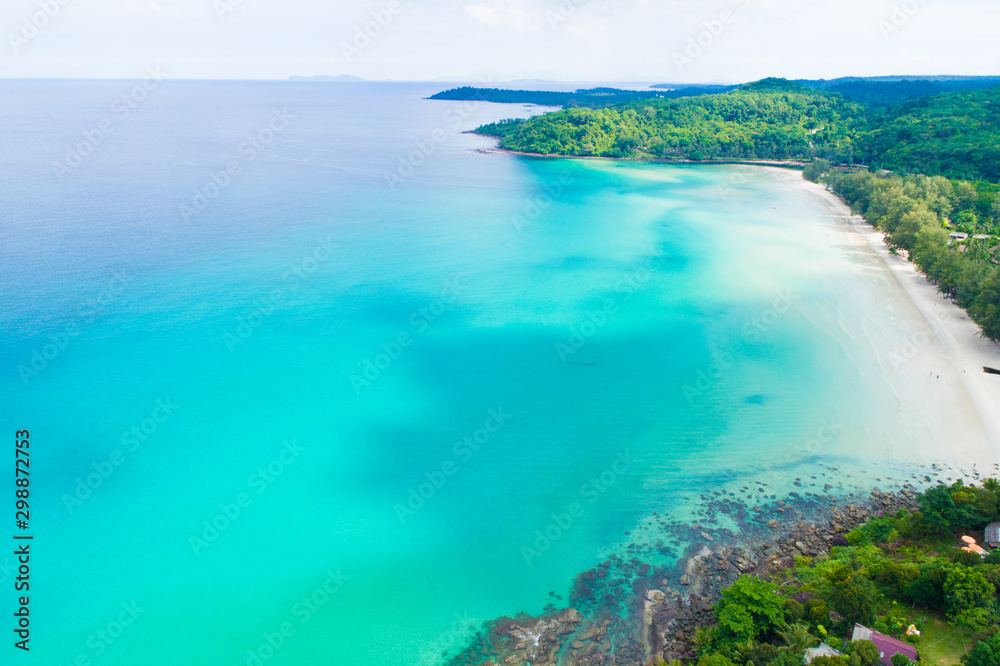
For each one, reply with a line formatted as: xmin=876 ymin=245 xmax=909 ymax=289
xmin=851 ymin=624 xmax=919 ymax=666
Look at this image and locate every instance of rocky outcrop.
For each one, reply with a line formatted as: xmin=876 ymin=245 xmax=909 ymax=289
xmin=446 ymin=486 xmax=923 ymax=666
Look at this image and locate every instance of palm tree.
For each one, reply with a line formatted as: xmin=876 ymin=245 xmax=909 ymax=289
xmin=732 ymin=639 xmax=758 ymax=665
xmin=693 ymin=626 xmax=715 ymax=653
xmin=777 ymin=622 xmax=819 ymax=653
xmin=983 ymin=478 xmax=1000 ymax=492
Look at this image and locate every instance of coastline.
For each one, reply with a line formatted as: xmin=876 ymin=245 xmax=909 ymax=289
xmin=477 ymin=146 xmax=1000 ymax=463
xmin=471 ymin=143 xmax=808 ymax=170
xmin=785 ymin=170 xmax=1000 ymax=459
xmin=440 ymin=158 xmax=1000 ymax=666
xmin=446 ymin=485 xmax=931 ymax=665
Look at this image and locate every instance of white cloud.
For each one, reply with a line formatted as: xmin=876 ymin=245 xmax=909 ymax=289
xmin=0 ymin=0 xmax=996 ymax=81
xmin=463 ymin=1 xmax=537 ymax=29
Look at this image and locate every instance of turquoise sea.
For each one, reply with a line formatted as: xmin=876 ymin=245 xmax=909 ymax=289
xmin=0 ymin=81 xmax=969 ymax=665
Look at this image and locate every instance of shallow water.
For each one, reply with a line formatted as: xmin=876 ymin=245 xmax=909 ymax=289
xmin=0 ymin=81 xmax=985 ymax=665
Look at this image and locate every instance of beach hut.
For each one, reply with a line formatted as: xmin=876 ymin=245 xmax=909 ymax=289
xmin=986 ymin=522 xmax=1000 ymax=548
xmin=851 ymin=624 xmax=918 ymax=666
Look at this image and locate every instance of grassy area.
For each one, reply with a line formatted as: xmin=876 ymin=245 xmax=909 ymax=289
xmin=907 ymin=611 xmax=974 ymax=666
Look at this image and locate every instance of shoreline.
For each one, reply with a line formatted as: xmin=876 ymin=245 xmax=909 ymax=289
xmin=445 ymin=484 xmax=936 ymax=665
xmin=470 ymin=143 xmax=808 ymax=169
xmin=787 ymin=170 xmax=1000 ymax=459
xmin=481 ymin=146 xmax=1000 ymax=460
xmin=441 ymin=156 xmax=1000 ymax=666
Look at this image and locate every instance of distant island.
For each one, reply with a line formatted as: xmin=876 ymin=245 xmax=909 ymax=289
xmin=654 ymin=75 xmax=1000 ymax=107
xmin=429 ymin=84 xmax=738 ymax=109
xmin=433 ymin=75 xmax=1000 ymax=110
xmin=289 ymin=74 xmax=365 ymax=82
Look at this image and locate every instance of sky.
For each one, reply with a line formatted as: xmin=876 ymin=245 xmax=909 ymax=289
xmin=1 ymin=0 xmax=999 ymax=82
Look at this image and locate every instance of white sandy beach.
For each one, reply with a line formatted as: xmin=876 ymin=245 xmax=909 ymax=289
xmin=777 ymin=169 xmax=1000 ymax=469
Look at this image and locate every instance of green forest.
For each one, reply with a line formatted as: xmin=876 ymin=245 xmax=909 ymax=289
xmin=793 ymin=76 xmax=1000 ymax=108
xmin=474 ymin=78 xmax=1000 ymax=182
xmin=686 ymin=481 xmax=1000 ymax=666
xmin=863 ymin=87 xmax=1000 ymax=181
xmin=476 ymin=79 xmax=867 ymax=163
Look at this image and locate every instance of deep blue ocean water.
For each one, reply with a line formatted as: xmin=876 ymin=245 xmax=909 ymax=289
xmin=0 ymin=80 xmax=953 ymax=665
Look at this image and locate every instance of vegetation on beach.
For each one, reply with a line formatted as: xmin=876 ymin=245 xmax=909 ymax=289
xmin=820 ymin=168 xmax=1000 ymax=342
xmin=683 ymin=480 xmax=1000 ymax=666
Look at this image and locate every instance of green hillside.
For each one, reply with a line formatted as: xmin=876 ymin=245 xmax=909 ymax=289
xmin=477 ymin=79 xmax=868 ymax=162
xmin=862 ymin=86 xmax=1000 ymax=181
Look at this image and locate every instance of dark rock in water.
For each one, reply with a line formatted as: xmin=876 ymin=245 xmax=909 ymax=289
xmin=446 ymin=479 xmax=929 ymax=666
xmin=499 ymin=608 xmax=583 ymax=663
